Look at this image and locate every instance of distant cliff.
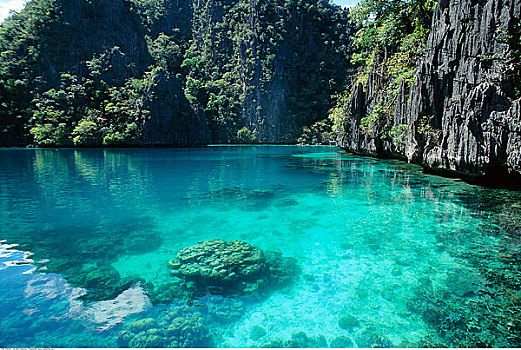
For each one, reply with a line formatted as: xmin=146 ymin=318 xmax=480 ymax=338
xmin=337 ymin=0 xmax=521 ymax=187
xmin=180 ymin=0 xmax=353 ymax=143
xmin=0 ymin=0 xmax=351 ymax=146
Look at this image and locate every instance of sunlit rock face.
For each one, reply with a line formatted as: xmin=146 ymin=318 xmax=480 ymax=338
xmin=339 ymin=0 xmax=521 ymax=187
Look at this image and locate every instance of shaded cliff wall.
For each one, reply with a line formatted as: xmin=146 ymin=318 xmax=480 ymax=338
xmin=40 ymin=0 xmax=150 ymax=85
xmin=240 ymin=0 xmax=351 ymax=143
xmin=1 ymin=0 xmax=350 ymax=146
xmin=142 ymin=70 xmax=210 ymax=145
xmin=51 ymin=0 xmax=210 ymax=145
xmin=0 ymin=0 xmax=210 ymax=146
xmin=339 ymin=0 xmax=521 ymax=186
xmin=185 ymin=0 xmax=351 ymax=143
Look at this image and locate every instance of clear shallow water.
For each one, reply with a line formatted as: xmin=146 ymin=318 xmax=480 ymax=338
xmin=1 ymin=146 xmax=521 ymax=347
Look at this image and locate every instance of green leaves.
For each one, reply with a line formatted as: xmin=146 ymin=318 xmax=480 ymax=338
xmin=72 ymin=121 xmax=99 ymax=146
xmin=27 ymin=63 xmax=152 ymax=147
xmin=333 ymin=0 xmax=436 ymax=149
xmin=1 ymin=0 xmax=353 ymax=146
xmin=236 ymin=127 xmax=258 ymax=143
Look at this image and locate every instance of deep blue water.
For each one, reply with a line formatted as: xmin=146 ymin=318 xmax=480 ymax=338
xmin=1 ymin=146 xmax=520 ymax=347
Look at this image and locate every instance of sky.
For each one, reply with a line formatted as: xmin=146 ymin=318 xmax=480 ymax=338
xmin=333 ymin=0 xmax=360 ymax=7
xmin=0 ymin=0 xmax=25 ymax=22
xmin=0 ymin=0 xmax=359 ymax=23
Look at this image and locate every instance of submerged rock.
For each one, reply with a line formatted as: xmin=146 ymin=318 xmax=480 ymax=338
xmin=262 ymin=331 xmax=327 ymax=348
xmin=168 ymin=239 xmax=300 ymax=296
xmin=356 ymin=327 xmax=393 ymax=348
xmin=338 ymin=314 xmax=360 ymax=330
xmin=146 ymin=282 xmax=189 ymax=305
xmin=201 ymin=294 xmax=246 ymax=322
xmin=121 ymin=231 xmax=162 ymax=254
xmin=250 ymin=325 xmax=267 ymax=340
xmin=291 ymin=331 xmax=327 ymax=348
xmin=127 ymin=318 xmax=157 ymax=333
xmin=330 ymin=336 xmax=354 ymax=348
xmin=187 ymin=187 xmax=277 ymax=210
xmin=79 ymin=263 xmax=139 ymax=302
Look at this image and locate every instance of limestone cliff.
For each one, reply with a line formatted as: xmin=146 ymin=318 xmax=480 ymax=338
xmin=142 ymin=70 xmax=210 ymax=145
xmin=0 ymin=0 xmax=209 ymax=146
xmin=172 ymin=0 xmax=352 ymax=143
xmin=55 ymin=0 xmax=210 ymax=146
xmin=338 ymin=0 xmax=521 ymax=187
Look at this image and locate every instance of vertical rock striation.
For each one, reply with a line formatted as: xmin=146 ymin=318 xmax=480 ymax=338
xmin=142 ymin=70 xmax=211 ymax=145
xmin=184 ymin=0 xmax=351 ymax=143
xmin=339 ymin=0 xmax=521 ymax=187
xmin=1 ymin=0 xmax=351 ymax=146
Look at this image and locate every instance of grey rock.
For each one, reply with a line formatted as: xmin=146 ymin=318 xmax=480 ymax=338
xmin=338 ymin=0 xmax=521 ymax=187
xmin=142 ymin=69 xmax=210 ymax=146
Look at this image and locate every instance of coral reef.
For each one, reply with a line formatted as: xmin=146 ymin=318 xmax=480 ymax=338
xmin=77 ymin=263 xmax=141 ymax=302
xmin=409 ymin=272 xmax=521 ymax=347
xmin=117 ymin=305 xmax=213 ymax=348
xmin=262 ymin=331 xmax=328 ymax=348
xmin=168 ymin=239 xmax=300 ymax=297
xmin=186 ymin=187 xmax=277 ymax=211
xmin=338 ymin=314 xmax=360 ymax=330
xmin=329 ymin=336 xmax=354 ymax=348
xmin=355 ymin=327 xmax=393 ymax=348
xmin=250 ymin=325 xmax=267 ymax=341
xmin=18 ymin=217 xmax=162 ymax=303
xmin=201 ymin=295 xmax=247 ymax=323
xmin=146 ymin=282 xmax=190 ymax=305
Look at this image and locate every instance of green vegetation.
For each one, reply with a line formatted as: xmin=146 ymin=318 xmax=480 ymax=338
xmin=28 ymin=69 xmax=151 ymax=147
xmin=0 ymin=0 xmax=154 ymax=147
xmin=297 ymin=119 xmax=335 ymax=145
xmin=332 ymin=0 xmax=436 ymax=147
xmin=180 ymin=0 xmax=354 ymax=142
xmin=236 ymin=127 xmax=257 ymax=143
xmin=0 ymin=0 xmax=353 ymax=146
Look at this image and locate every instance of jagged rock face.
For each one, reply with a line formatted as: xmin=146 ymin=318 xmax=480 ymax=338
xmin=407 ymin=0 xmax=521 ymax=184
xmin=142 ymin=70 xmax=211 ymax=146
xmin=340 ymin=0 xmax=521 ymax=186
xmin=187 ymin=0 xmax=351 ymax=143
xmin=54 ymin=0 xmax=210 ymax=146
xmin=1 ymin=0 xmax=349 ymax=146
xmin=42 ymin=0 xmax=152 ymax=86
xmin=2 ymin=0 xmax=209 ymax=146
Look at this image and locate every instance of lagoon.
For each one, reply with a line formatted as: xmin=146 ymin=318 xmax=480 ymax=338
xmin=1 ymin=146 xmax=520 ymax=347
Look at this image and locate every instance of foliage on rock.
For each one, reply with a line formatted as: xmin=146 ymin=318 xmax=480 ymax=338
xmin=332 ymin=0 xmax=436 ymax=151
xmin=0 ymin=0 xmax=354 ymax=146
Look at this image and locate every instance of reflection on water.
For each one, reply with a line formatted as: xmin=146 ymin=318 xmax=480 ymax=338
xmin=0 ymin=146 xmax=520 ymax=347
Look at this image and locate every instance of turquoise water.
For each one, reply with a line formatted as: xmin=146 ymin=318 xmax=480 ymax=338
xmin=1 ymin=146 xmax=521 ymax=347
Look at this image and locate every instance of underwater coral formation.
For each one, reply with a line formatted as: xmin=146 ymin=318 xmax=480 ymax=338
xmin=117 ymin=305 xmax=212 ymax=348
xmin=168 ymin=239 xmax=300 ymax=297
xmin=261 ymin=331 xmax=328 ymax=348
